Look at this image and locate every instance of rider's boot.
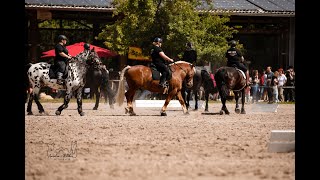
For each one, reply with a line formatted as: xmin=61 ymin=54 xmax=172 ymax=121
xmin=159 ymin=76 xmax=167 ymax=88
xmin=245 ymin=71 xmax=251 ymax=87
xmin=56 ymin=72 xmax=64 ymax=85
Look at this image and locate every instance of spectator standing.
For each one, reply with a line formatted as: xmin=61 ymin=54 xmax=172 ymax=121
xmin=251 ymin=70 xmax=260 ymax=103
xmin=277 ymin=68 xmax=287 ymax=102
xmin=284 ymin=66 xmax=295 ymax=102
xmin=271 ymin=71 xmax=279 ymax=103
xmin=265 ymin=66 xmax=274 ymax=104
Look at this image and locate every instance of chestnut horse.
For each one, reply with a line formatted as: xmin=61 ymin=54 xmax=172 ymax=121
xmin=115 ymin=61 xmax=196 ymax=116
xmin=214 ymin=66 xmax=247 ymax=115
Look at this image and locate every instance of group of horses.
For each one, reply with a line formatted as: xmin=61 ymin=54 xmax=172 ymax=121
xmin=26 ymin=48 xmax=248 ymax=116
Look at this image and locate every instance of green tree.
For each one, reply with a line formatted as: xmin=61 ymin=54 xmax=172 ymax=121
xmin=98 ymin=0 xmax=239 ymax=66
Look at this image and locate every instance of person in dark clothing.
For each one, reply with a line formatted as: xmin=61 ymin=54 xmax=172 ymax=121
xmin=54 ymin=35 xmax=72 ymax=85
xmin=225 ymin=40 xmax=250 ymax=86
xmin=182 ymin=42 xmax=197 ymax=65
xmin=150 ymin=37 xmax=174 ymax=88
xmin=84 ymin=43 xmax=90 ymax=50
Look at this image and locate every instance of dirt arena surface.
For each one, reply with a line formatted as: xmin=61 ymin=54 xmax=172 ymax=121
xmin=25 ymin=102 xmax=295 ymax=180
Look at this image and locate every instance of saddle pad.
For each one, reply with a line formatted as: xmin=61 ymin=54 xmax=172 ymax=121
xmin=237 ymin=69 xmax=246 ymax=79
xmin=151 ymin=68 xmax=161 ymax=80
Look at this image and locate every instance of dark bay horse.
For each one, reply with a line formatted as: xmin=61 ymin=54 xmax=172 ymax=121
xmin=115 ymin=61 xmax=196 ymax=116
xmin=214 ymin=66 xmax=247 ymax=114
xmin=85 ymin=65 xmax=115 ymax=110
xmin=26 ymin=48 xmax=100 ymax=116
xmin=182 ymin=67 xmax=218 ymax=112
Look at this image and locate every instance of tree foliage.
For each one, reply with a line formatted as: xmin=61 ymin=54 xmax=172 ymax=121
xmin=98 ymin=0 xmax=239 ymax=66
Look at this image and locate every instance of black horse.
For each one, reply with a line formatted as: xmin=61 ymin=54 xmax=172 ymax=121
xmin=85 ymin=65 xmax=115 ymax=110
xmin=214 ymin=66 xmax=247 ymax=115
xmin=182 ymin=67 xmax=218 ymax=112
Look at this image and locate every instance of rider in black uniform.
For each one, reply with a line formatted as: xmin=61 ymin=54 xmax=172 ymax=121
xmin=54 ymin=35 xmax=72 ymax=85
xmin=182 ymin=42 xmax=197 ymax=65
xmin=150 ymin=37 xmax=174 ymax=88
xmin=225 ymin=40 xmax=250 ymax=86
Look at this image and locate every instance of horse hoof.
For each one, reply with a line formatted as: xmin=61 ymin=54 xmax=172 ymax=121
xmin=27 ymin=112 xmax=33 ymax=115
xmin=204 ymin=109 xmax=209 ymax=112
xmin=93 ymin=107 xmax=98 ymax=110
xmin=235 ymin=108 xmax=240 ymax=114
xmin=55 ymin=110 xmax=61 ymax=115
xmin=241 ymin=110 xmax=246 ymax=114
xmin=219 ymin=110 xmax=224 ymax=115
xmin=129 ymin=112 xmax=136 ymax=116
xmin=161 ymin=112 xmax=167 ymax=116
xmin=80 ymin=112 xmax=85 ymax=116
xmin=125 ymin=107 xmax=129 ymax=114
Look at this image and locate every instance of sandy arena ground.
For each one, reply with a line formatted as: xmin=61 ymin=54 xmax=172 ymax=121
xmin=25 ymin=101 xmax=295 ymax=180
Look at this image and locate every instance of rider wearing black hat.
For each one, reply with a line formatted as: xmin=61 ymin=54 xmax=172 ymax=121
xmin=225 ymin=40 xmax=250 ymax=86
xmin=54 ymin=35 xmax=72 ymax=85
xmin=84 ymin=43 xmax=90 ymax=50
xmin=150 ymin=37 xmax=174 ymax=88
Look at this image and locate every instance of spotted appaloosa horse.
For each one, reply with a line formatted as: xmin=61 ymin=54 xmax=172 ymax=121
xmin=214 ymin=66 xmax=247 ymax=115
xmin=26 ymin=48 xmax=100 ymax=116
xmin=115 ymin=61 xmax=196 ymax=116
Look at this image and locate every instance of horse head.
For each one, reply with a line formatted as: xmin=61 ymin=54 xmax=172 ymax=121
xmin=172 ymin=61 xmax=196 ymax=88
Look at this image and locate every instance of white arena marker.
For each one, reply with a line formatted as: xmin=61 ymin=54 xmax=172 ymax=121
xmin=268 ymin=130 xmax=295 ymax=153
xmin=135 ymin=100 xmax=181 ymax=108
xmin=270 ymin=130 xmax=295 ymax=142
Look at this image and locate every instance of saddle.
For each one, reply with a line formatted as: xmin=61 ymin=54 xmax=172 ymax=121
xmin=149 ymin=63 xmax=172 ymax=94
xmin=49 ymin=64 xmax=68 ymax=80
xmin=149 ymin=63 xmax=172 ymax=81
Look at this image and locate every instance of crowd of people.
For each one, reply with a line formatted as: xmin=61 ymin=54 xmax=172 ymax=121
xmin=246 ymin=65 xmax=295 ymax=104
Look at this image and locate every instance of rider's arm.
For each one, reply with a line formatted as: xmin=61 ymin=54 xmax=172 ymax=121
xmin=159 ymin=52 xmax=174 ymax=62
xmin=59 ymin=52 xmax=72 ymax=59
xmin=240 ymin=56 xmax=244 ymax=63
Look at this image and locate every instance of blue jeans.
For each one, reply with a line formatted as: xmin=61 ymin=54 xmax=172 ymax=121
xmin=251 ymin=84 xmax=259 ymax=102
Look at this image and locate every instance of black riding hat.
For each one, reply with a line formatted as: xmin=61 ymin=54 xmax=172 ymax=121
xmin=186 ymin=42 xmax=193 ymax=48
xmin=153 ymin=37 xmax=162 ymax=43
xmin=58 ymin=35 xmax=68 ymax=41
xmin=229 ymin=40 xmax=236 ymax=47
xmin=84 ymin=43 xmax=90 ymax=50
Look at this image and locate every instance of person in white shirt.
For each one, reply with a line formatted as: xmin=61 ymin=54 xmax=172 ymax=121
xmin=277 ymin=68 xmax=287 ymax=102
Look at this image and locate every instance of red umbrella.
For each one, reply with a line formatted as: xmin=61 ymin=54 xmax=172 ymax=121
xmin=41 ymin=42 xmax=117 ymax=58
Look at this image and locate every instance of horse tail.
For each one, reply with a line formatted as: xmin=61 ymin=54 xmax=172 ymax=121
xmin=115 ymin=66 xmax=131 ymax=106
xmin=215 ymin=68 xmax=229 ymax=100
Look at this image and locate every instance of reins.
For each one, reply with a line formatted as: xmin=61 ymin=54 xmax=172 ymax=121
xmin=170 ymin=62 xmax=189 ymax=75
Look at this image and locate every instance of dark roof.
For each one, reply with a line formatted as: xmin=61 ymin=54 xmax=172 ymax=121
xmin=25 ymin=0 xmax=294 ymax=17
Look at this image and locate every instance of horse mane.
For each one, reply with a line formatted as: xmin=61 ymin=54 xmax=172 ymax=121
xmin=170 ymin=60 xmax=192 ymax=66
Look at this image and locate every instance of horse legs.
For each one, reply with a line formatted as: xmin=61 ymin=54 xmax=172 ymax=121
xmin=56 ymin=90 xmax=72 ymax=116
xmin=176 ymin=90 xmax=189 ymax=115
xmin=234 ymin=91 xmax=241 ymax=114
xmin=220 ymin=98 xmax=230 ymax=115
xmin=125 ymin=88 xmax=136 ymax=116
xmin=160 ymin=89 xmax=178 ymax=116
xmin=105 ymin=83 xmax=115 ymax=109
xmin=194 ymin=90 xmax=199 ymax=110
xmin=27 ymin=87 xmax=45 ymax=115
xmin=240 ymin=89 xmax=246 ymax=114
xmin=204 ymin=91 xmax=209 ymax=112
xmin=92 ymin=87 xmax=100 ymax=110
xmin=75 ymin=87 xmax=85 ymax=116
